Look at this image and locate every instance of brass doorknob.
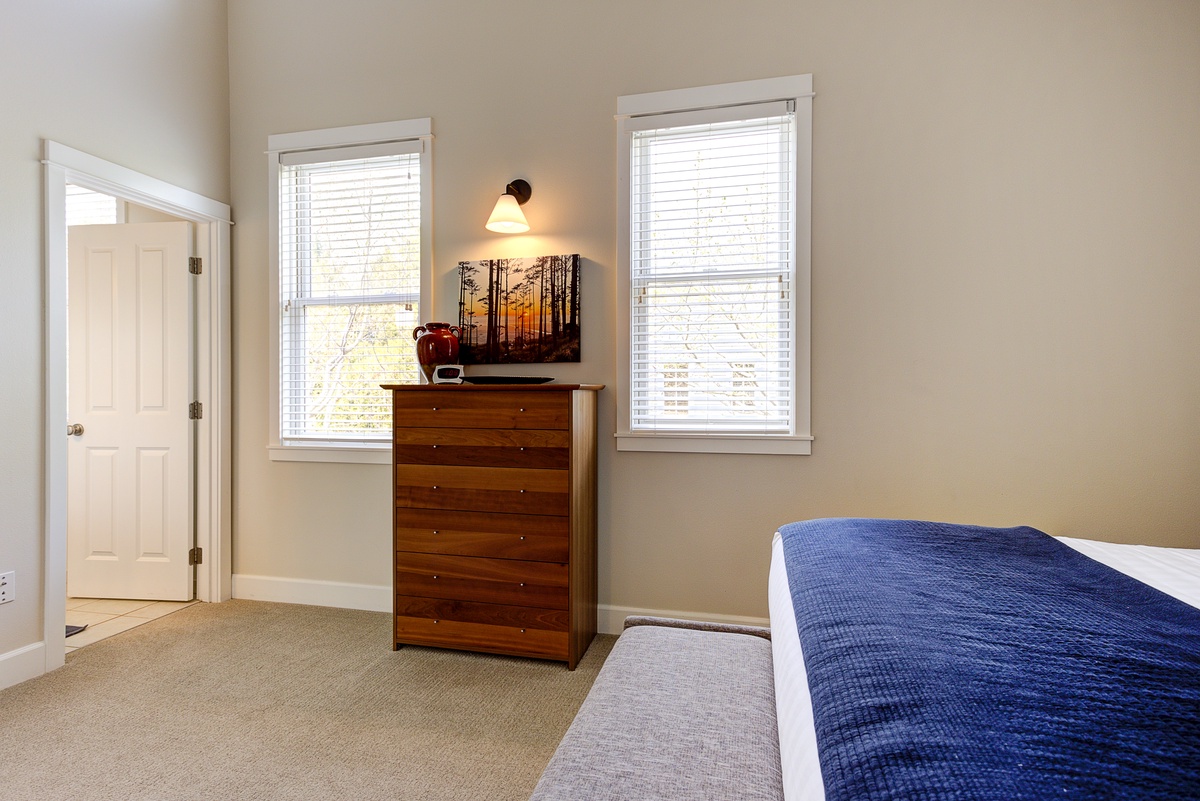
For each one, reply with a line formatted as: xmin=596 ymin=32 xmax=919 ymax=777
xmin=67 ymin=423 xmax=84 ymax=437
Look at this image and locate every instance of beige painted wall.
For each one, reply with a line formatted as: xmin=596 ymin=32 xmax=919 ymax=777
xmin=0 ymin=1 xmax=230 ymax=659
xmin=228 ymin=0 xmax=1200 ymax=620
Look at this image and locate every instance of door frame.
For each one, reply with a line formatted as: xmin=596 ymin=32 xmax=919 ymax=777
xmin=42 ymin=140 xmax=232 ymax=673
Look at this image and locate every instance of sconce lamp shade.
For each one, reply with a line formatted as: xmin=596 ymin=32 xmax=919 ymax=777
xmin=486 ymin=194 xmax=529 ymax=233
xmin=485 ymin=179 xmax=532 ymax=233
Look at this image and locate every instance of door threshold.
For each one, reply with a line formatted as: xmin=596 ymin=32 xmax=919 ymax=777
xmin=64 ymin=597 xmax=197 ymax=653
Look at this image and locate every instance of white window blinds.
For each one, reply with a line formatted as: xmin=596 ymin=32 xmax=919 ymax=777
xmin=65 ymin=184 xmax=119 ymax=226
xmin=278 ymin=140 xmax=423 ymax=444
xmin=627 ymin=101 xmax=796 ymax=435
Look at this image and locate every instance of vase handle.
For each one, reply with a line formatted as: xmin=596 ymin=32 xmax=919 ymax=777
xmin=412 ymin=325 xmax=426 ymax=341
xmin=449 ymin=326 xmax=462 ymax=338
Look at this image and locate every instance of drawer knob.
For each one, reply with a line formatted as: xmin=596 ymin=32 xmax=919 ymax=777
xmin=519 ymin=582 xmax=526 ymax=587
xmin=432 ymin=407 xmax=438 ymax=411
xmin=519 ymin=489 xmax=525 ymax=494
xmin=432 ymin=445 xmax=438 ymax=449
xmin=519 ymin=408 xmax=525 ymax=412
xmin=433 ymin=619 xmax=439 ymax=624
xmin=519 ymin=447 xmax=525 ymax=451
xmin=519 ymin=536 xmax=525 ymax=541
xmin=432 ymin=530 xmax=439 ymax=535
xmin=433 ymin=575 xmax=439 ymax=579
xmin=520 ymin=629 xmax=526 ymax=633
xmin=432 ymin=485 xmax=439 ymax=490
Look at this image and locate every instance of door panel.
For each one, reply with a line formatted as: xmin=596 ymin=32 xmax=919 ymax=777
xmin=84 ymin=448 xmax=118 ymax=557
xmin=136 ymin=246 xmax=170 ymax=411
xmin=136 ymin=447 xmax=170 ymax=559
xmin=68 ymin=222 xmax=193 ymax=601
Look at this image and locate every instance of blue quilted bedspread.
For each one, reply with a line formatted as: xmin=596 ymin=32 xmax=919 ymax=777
xmin=778 ymin=518 xmax=1200 ymax=800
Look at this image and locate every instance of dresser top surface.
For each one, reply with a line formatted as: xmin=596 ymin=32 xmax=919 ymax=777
xmin=381 ymin=383 xmax=604 ymax=392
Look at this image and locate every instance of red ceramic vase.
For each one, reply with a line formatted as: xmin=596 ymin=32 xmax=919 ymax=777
xmin=412 ymin=322 xmax=461 ymax=382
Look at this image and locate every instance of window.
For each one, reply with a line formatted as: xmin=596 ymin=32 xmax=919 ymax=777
xmin=65 ymin=184 xmax=120 ymax=226
xmin=268 ymin=120 xmax=432 ymax=463
xmin=616 ymin=76 xmax=813 ymax=454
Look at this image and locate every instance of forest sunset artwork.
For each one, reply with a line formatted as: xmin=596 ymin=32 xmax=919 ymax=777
xmin=457 ymin=254 xmax=581 ymax=364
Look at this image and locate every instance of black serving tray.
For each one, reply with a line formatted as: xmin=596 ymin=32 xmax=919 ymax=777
xmin=462 ymin=375 xmax=554 ymax=385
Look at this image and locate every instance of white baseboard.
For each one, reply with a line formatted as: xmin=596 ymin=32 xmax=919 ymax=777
xmin=232 ymin=574 xmax=390 ymax=613
xmin=231 ymin=574 xmax=768 ymax=636
xmin=0 ymin=641 xmax=47 ymax=691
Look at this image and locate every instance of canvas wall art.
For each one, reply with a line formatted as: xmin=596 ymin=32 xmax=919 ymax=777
xmin=456 ymin=254 xmax=581 ymax=364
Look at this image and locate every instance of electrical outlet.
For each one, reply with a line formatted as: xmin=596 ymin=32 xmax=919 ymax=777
xmin=0 ymin=571 xmax=13 ymax=604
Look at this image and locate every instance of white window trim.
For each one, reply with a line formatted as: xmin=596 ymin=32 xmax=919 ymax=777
xmin=615 ymin=75 xmax=814 ymax=455
xmin=267 ymin=118 xmax=433 ymax=464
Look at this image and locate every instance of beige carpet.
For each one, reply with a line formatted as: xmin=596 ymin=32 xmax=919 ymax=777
xmin=0 ymin=600 xmax=614 ymax=801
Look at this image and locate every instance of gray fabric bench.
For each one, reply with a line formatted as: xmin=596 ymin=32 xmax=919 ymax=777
xmin=529 ymin=616 xmax=785 ymax=801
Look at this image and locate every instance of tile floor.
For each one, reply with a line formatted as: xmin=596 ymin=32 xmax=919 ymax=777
xmin=65 ymin=597 xmax=197 ymax=653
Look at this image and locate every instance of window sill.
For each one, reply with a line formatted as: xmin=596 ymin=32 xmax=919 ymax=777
xmin=268 ymin=444 xmax=391 ymax=465
xmin=614 ymin=433 xmax=812 ymax=455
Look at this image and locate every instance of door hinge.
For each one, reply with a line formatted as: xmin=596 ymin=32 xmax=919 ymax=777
xmin=189 ymin=401 xmax=203 ymax=420
xmin=189 ymin=547 xmax=203 ymax=566
xmin=188 ymin=256 xmax=203 ymax=275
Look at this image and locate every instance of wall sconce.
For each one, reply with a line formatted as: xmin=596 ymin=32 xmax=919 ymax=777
xmin=485 ymin=179 xmax=532 ymax=233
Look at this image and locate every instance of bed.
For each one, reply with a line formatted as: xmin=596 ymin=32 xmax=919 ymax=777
xmin=770 ymin=518 xmax=1200 ymax=800
xmin=531 ymin=518 xmax=1200 ymax=800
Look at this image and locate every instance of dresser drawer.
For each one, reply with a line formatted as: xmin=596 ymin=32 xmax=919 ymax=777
xmin=392 ymin=427 xmax=570 ymax=469
xmin=395 ymin=464 xmax=568 ymax=516
xmin=395 ymin=553 xmax=567 ymax=609
xmin=395 ymin=595 xmax=569 ymax=632
xmin=393 ymin=390 xmax=568 ymax=430
xmin=394 ymin=615 xmax=568 ymax=660
xmin=395 ymin=508 xmax=568 ymax=561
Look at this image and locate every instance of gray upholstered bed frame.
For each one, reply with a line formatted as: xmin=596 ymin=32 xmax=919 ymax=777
xmin=529 ymin=617 xmax=785 ymax=800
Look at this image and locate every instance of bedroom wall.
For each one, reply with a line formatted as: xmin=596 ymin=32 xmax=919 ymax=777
xmin=227 ymin=0 xmax=1200 ymax=623
xmin=0 ymin=2 xmax=230 ymax=664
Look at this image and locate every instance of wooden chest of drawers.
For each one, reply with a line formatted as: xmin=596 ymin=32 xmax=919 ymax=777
xmin=383 ymin=383 xmax=602 ymax=669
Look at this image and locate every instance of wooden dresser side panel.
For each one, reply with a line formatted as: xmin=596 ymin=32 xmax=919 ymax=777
xmin=568 ymin=389 xmax=599 ymax=669
xmin=392 ymin=391 xmax=401 ymax=637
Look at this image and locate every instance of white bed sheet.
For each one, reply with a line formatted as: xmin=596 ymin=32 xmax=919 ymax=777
xmin=1056 ymin=537 xmax=1200 ymax=610
xmin=769 ymin=532 xmax=824 ymax=801
xmin=768 ymin=530 xmax=1200 ymax=801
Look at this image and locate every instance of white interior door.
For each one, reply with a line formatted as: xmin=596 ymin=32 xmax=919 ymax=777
xmin=67 ymin=221 xmax=194 ymax=601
